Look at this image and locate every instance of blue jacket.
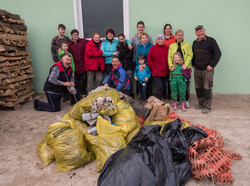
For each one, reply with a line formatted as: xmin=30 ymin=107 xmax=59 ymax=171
xmin=134 ymin=63 xmax=151 ymax=83
xmin=101 ymin=39 xmax=131 ymax=64
xmin=103 ymin=64 xmax=130 ymax=92
xmin=135 ymin=42 xmax=153 ymax=66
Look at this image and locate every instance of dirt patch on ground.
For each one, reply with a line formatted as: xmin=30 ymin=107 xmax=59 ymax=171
xmin=0 ymin=93 xmax=249 ymax=186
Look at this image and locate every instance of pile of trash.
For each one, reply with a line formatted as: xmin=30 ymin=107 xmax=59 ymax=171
xmin=37 ymin=87 xmax=241 ymax=185
xmin=37 ymin=87 xmax=141 ymax=172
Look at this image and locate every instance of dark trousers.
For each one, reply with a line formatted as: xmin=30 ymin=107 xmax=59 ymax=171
xmin=75 ymin=73 xmax=87 ymax=95
xmin=194 ymin=69 xmax=214 ymax=109
xmin=105 ymin=64 xmax=113 ymax=74
xmin=163 ymin=75 xmax=171 ymax=98
xmin=126 ymin=70 xmax=134 ymax=98
xmin=138 ymin=81 xmax=147 ymax=101
xmin=153 ymin=76 xmax=168 ymax=100
xmin=37 ymin=81 xmax=80 ymax=112
xmin=136 ymin=77 xmax=152 ymax=99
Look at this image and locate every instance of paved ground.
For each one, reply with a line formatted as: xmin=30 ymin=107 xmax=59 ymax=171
xmin=0 ymin=93 xmax=249 ymax=186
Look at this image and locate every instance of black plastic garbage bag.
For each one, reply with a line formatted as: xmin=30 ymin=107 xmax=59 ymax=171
xmin=98 ymin=119 xmax=207 ymax=186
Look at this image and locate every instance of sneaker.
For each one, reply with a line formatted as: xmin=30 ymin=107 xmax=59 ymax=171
xmin=33 ymin=99 xmax=39 ymax=111
xmin=195 ymin=105 xmax=203 ymax=109
xmin=185 ymin=101 xmax=190 ymax=108
xmin=202 ymin=108 xmax=210 ymax=114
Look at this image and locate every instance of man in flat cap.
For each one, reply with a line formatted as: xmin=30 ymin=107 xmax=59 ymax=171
xmin=192 ymin=25 xmax=221 ymax=114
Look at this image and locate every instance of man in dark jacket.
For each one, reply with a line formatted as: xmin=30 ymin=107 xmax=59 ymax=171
xmin=68 ymin=29 xmax=89 ymax=97
xmin=33 ymin=54 xmax=80 ymax=112
xmin=103 ymin=57 xmax=131 ymax=95
xmin=192 ymin=25 xmax=221 ymax=114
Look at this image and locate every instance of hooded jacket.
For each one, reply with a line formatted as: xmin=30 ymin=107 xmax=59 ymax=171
xmin=103 ymin=64 xmax=130 ymax=92
xmin=84 ymin=39 xmax=105 ymax=71
xmin=135 ymin=42 xmax=153 ymax=66
xmin=134 ymin=63 xmax=151 ymax=83
xmin=147 ymin=43 xmax=169 ymax=77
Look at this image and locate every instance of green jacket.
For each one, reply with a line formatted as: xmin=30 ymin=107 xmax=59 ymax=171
xmin=168 ymin=41 xmax=193 ymax=69
xmin=58 ymin=50 xmax=75 ymax=74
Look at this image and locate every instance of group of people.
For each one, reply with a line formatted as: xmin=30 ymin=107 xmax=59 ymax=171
xmin=33 ymin=21 xmax=221 ymax=114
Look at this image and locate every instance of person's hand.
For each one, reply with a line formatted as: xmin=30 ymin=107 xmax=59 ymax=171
xmin=181 ymin=65 xmax=187 ymax=70
xmin=193 ymin=66 xmax=196 ymax=69
xmin=101 ymin=50 xmax=105 ymax=53
xmin=144 ymin=77 xmax=148 ymax=82
xmin=72 ymin=74 xmax=75 ymax=78
xmin=58 ymin=48 xmax=62 ymax=52
xmin=142 ymin=64 xmax=146 ymax=68
xmin=128 ymin=44 xmax=133 ymax=50
xmin=62 ymin=82 xmax=71 ymax=87
xmin=139 ymin=65 xmax=144 ymax=72
xmin=207 ymin=65 xmax=213 ymax=71
xmin=134 ymin=76 xmax=138 ymax=81
xmin=104 ymin=83 xmax=109 ymax=87
xmin=113 ymin=51 xmax=119 ymax=56
xmin=170 ymin=66 xmax=176 ymax=71
xmin=70 ymin=81 xmax=75 ymax=87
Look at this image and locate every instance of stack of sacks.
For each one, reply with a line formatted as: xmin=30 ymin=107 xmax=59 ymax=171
xmin=37 ymin=88 xmax=141 ymax=172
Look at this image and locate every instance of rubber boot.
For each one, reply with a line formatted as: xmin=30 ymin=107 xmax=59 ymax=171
xmin=172 ymin=102 xmax=177 ymax=111
xmin=181 ymin=101 xmax=186 ymax=111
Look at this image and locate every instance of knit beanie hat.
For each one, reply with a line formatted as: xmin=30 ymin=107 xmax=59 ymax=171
xmin=106 ymin=28 xmax=115 ymax=36
xmin=156 ymin=34 xmax=165 ymax=40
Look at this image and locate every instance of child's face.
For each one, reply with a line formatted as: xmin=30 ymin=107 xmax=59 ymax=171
xmin=137 ymin=24 xmax=145 ymax=33
xmin=61 ymin=43 xmax=68 ymax=51
xmin=118 ymin=36 xmax=125 ymax=43
xmin=138 ymin=58 xmax=145 ymax=65
xmin=141 ymin=35 xmax=148 ymax=44
xmin=174 ymin=54 xmax=180 ymax=64
xmin=58 ymin=27 xmax=65 ymax=36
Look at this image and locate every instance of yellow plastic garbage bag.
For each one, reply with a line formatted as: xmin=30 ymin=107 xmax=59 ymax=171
xmin=79 ymin=88 xmax=120 ymax=116
xmin=37 ymin=140 xmax=55 ymax=167
xmin=144 ymin=116 xmax=190 ymax=133
xmin=44 ymin=122 xmax=95 ymax=172
xmin=111 ymin=100 xmax=141 ymax=135
xmin=96 ymin=116 xmax=127 ymax=170
xmin=62 ymin=113 xmax=88 ymax=135
xmin=68 ymin=99 xmax=88 ymax=120
xmin=126 ymin=127 xmax=140 ymax=143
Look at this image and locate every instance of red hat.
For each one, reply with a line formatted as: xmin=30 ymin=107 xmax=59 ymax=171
xmin=106 ymin=28 xmax=115 ymax=36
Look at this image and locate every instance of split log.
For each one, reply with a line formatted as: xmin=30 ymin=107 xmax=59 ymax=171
xmin=0 ymin=45 xmax=26 ymax=52
xmin=0 ymin=58 xmax=32 ymax=67
xmin=0 ymin=89 xmax=4 ymax=96
xmin=0 ymin=9 xmax=21 ymax=20
xmin=5 ymin=90 xmax=35 ymax=107
xmin=0 ymin=21 xmax=27 ymax=35
xmin=4 ymin=82 xmax=33 ymax=96
xmin=1 ymin=62 xmax=31 ymax=72
xmin=0 ymin=71 xmax=19 ymax=79
xmin=0 ymin=55 xmax=29 ymax=62
xmin=0 ymin=78 xmax=33 ymax=90
xmin=0 ymin=17 xmax=25 ymax=25
xmin=0 ymin=95 xmax=17 ymax=101
xmin=2 ymin=74 xmax=35 ymax=86
xmin=0 ymin=38 xmax=29 ymax=47
xmin=0 ymin=50 xmax=30 ymax=57
xmin=0 ymin=100 xmax=5 ymax=107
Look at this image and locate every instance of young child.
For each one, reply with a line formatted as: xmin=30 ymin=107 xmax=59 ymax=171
xmin=51 ymin=24 xmax=70 ymax=63
xmin=134 ymin=54 xmax=151 ymax=106
xmin=169 ymin=52 xmax=187 ymax=111
xmin=58 ymin=41 xmax=75 ymax=76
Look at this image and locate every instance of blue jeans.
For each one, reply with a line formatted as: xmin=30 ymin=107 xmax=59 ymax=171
xmin=138 ymin=81 xmax=147 ymax=101
xmin=37 ymin=81 xmax=80 ymax=112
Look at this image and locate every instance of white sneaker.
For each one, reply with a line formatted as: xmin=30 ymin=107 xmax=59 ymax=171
xmin=185 ymin=101 xmax=190 ymax=108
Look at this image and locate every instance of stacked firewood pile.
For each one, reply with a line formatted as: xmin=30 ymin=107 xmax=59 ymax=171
xmin=0 ymin=9 xmax=35 ymax=109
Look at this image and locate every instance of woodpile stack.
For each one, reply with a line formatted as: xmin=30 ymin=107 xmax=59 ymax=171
xmin=0 ymin=9 xmax=35 ymax=109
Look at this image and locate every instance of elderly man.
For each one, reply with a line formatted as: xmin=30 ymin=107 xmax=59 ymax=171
xmin=33 ymin=54 xmax=80 ymax=112
xmin=103 ymin=57 xmax=131 ymax=95
xmin=68 ymin=29 xmax=89 ymax=98
xmin=192 ymin=25 xmax=221 ymax=114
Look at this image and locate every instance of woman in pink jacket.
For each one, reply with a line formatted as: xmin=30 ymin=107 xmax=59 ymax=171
xmin=84 ymin=32 xmax=105 ymax=92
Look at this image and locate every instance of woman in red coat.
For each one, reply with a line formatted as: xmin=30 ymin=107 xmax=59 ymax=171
xmin=84 ymin=32 xmax=105 ymax=92
xmin=147 ymin=34 xmax=169 ymax=100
